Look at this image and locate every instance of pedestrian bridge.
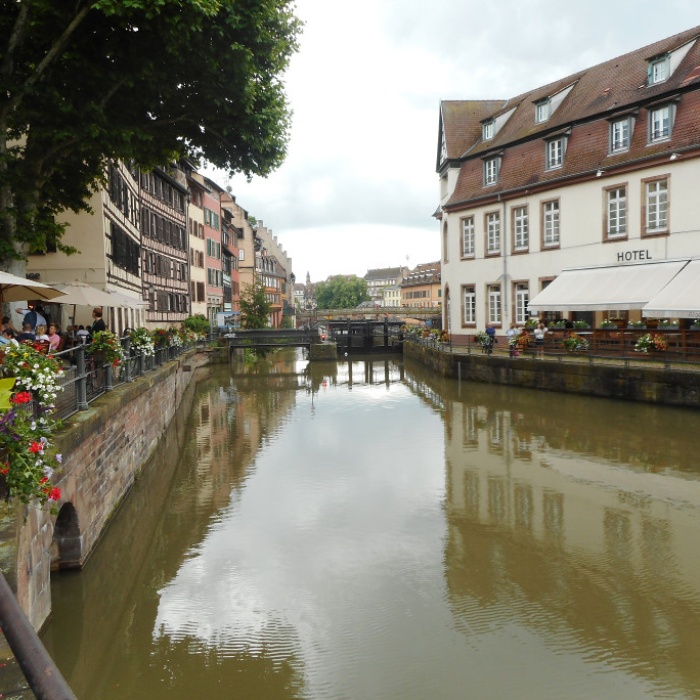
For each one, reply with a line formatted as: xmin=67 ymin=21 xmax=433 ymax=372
xmin=226 ymin=328 xmax=319 ymax=349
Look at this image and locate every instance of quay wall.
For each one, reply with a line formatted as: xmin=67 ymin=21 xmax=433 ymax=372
xmin=404 ymin=341 xmax=700 ymax=409
xmin=3 ymin=348 xmax=225 ymax=632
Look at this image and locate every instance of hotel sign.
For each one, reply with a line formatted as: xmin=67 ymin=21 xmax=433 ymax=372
xmin=617 ymin=249 xmax=652 ymax=262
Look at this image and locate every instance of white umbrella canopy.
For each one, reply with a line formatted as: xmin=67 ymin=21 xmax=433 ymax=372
xmin=0 ymin=271 xmax=66 ymax=303
xmin=47 ymin=282 xmax=120 ymax=308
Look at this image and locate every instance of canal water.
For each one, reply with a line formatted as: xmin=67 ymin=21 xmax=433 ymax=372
xmin=41 ymin=350 xmax=700 ymax=699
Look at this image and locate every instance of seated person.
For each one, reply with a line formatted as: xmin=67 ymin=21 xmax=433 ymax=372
xmin=0 ymin=328 xmax=15 ymax=345
xmin=35 ymin=324 xmax=50 ymax=342
xmin=16 ymin=323 xmax=36 ymax=342
xmin=47 ymin=323 xmax=62 ymax=351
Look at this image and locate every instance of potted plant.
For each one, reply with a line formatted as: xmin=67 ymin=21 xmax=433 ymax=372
xmin=128 ymin=327 xmax=155 ymax=357
xmin=600 ymin=319 xmax=617 ymax=329
xmin=87 ymin=330 xmax=125 ymax=367
xmin=628 ymin=320 xmax=646 ymax=329
xmin=572 ymin=320 xmax=590 ymax=329
xmin=549 ymin=320 xmax=567 ymax=329
xmin=634 ymin=333 xmax=668 ymax=353
xmin=657 ymin=320 xmax=679 ymax=329
xmin=562 ymin=332 xmax=589 ymax=352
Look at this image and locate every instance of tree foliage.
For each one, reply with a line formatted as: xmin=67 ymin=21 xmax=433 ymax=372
xmin=315 ymin=276 xmax=370 ymax=309
xmin=239 ymin=281 xmax=271 ymax=329
xmin=0 ymin=0 xmax=301 ymax=262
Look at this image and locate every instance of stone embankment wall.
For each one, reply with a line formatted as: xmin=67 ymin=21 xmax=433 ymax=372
xmin=404 ymin=342 xmax=700 ymax=408
xmin=5 ymin=347 xmax=225 ymax=631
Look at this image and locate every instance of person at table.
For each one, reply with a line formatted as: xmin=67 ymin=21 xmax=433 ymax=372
xmin=0 ymin=328 xmax=15 ymax=345
xmin=1 ymin=316 xmax=17 ymax=334
xmin=90 ymin=308 xmax=106 ymax=336
xmin=16 ymin=323 xmax=36 ymax=342
xmin=76 ymin=325 xmax=90 ymax=343
xmin=47 ymin=323 xmax=62 ymax=351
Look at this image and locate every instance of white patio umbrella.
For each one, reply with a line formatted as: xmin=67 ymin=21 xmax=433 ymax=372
xmin=47 ymin=282 xmax=121 ymax=308
xmin=0 ymin=271 xmax=66 ymax=303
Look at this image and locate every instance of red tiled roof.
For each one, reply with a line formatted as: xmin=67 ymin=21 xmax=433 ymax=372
xmin=441 ymin=25 xmax=700 ymax=209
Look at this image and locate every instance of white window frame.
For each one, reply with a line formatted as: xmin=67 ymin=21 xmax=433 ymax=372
xmin=514 ymin=283 xmax=529 ymax=325
xmin=649 ymin=56 xmax=670 ymax=85
xmin=645 ymin=178 xmax=668 ymax=233
xmin=546 ymin=138 xmax=564 ymax=169
xmin=484 ymin=157 xmax=499 ymax=186
xmin=513 ymin=206 xmax=529 ymax=251
xmin=462 ymin=286 xmax=476 ymax=325
xmin=610 ymin=118 xmax=630 ymax=153
xmin=486 ymin=212 xmax=501 ymax=255
xmin=536 ymin=100 xmax=550 ymax=124
xmin=482 ymin=121 xmax=494 ymax=140
xmin=543 ymin=200 xmax=560 ymax=247
xmin=649 ymin=105 xmax=672 ymax=142
xmin=607 ymin=186 xmax=627 ymax=238
xmin=487 ymin=285 xmax=501 ymax=325
xmin=461 ymin=217 xmax=475 ymax=257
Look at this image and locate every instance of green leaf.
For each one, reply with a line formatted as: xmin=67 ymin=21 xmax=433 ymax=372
xmin=0 ymin=378 xmax=18 ymax=411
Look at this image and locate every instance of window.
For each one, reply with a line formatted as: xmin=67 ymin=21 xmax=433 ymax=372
xmin=649 ymin=105 xmax=672 ymax=142
xmin=542 ymin=200 xmax=560 ymax=247
xmin=484 ymin=157 xmax=499 ymax=186
xmin=512 ymin=206 xmax=529 ymax=251
xmin=461 ymin=217 xmax=475 ymax=257
xmin=443 ymin=223 xmax=449 ymax=263
xmin=462 ymin=285 xmax=476 ymax=325
xmin=514 ymin=284 xmax=529 ymax=325
xmin=610 ymin=118 xmax=631 ymax=153
xmin=644 ymin=177 xmax=668 ymax=233
xmin=546 ymin=138 xmax=564 ymax=169
xmin=482 ymin=121 xmax=494 ymax=140
xmin=486 ymin=212 xmax=500 ymax=255
xmin=648 ymin=56 xmax=669 ymax=85
xmin=487 ymin=285 xmax=501 ymax=324
xmin=536 ymin=100 xmax=550 ymax=123
xmin=606 ymin=186 xmax=627 ymax=238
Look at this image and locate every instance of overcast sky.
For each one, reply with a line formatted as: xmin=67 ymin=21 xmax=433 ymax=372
xmin=207 ymin=0 xmax=699 ymax=283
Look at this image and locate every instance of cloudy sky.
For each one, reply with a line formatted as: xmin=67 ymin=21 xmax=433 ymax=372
xmin=209 ymin=0 xmax=699 ymax=283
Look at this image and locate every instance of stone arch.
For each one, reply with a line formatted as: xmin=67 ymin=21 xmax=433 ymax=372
xmin=51 ymin=503 xmax=83 ymax=571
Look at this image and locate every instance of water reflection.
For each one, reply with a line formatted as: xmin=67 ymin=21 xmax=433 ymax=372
xmin=39 ymin=352 xmax=700 ymax=699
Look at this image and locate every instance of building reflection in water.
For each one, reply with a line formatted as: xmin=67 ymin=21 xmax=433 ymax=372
xmin=405 ymin=368 xmax=700 ymax=696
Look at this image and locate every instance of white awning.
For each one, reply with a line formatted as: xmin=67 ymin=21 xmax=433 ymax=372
xmin=528 ymin=260 xmax=689 ymax=313
xmin=643 ymin=259 xmax=700 ymax=318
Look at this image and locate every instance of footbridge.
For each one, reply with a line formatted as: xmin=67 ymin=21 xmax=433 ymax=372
xmin=226 ymin=328 xmax=319 ymax=349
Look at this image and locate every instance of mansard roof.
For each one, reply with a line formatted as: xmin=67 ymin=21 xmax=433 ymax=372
xmin=364 ymin=266 xmax=405 ymax=281
xmin=441 ymin=25 xmax=700 ymax=210
xmin=439 ymin=100 xmax=505 ymax=164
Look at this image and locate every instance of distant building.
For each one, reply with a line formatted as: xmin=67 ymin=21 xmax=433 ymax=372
xmin=401 ymin=262 xmax=442 ymax=308
xmin=364 ymin=267 xmax=408 ymax=304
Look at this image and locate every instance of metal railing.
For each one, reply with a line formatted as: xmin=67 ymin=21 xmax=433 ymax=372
xmin=408 ymin=328 xmax=700 ymax=370
xmin=51 ymin=337 xmax=193 ymax=421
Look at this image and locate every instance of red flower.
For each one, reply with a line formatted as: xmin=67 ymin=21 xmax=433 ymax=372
xmin=29 ymin=442 xmax=43 ymax=454
xmin=48 ymin=488 xmax=61 ymax=502
xmin=10 ymin=391 xmax=32 ymax=405
xmin=39 ymin=477 xmax=49 ymax=484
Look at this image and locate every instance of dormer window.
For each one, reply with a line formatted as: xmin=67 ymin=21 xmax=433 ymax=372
xmin=610 ymin=116 xmax=632 ymax=153
xmin=536 ymin=100 xmax=550 ymax=124
xmin=482 ymin=120 xmax=495 ymax=141
xmin=483 ymin=156 xmax=501 ymax=186
xmin=648 ymin=55 xmax=670 ymax=85
xmin=649 ymin=104 xmax=674 ymax=142
xmin=545 ymin=137 xmax=565 ymax=170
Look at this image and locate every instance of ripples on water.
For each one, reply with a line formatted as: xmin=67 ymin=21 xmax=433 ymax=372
xmin=40 ymin=351 xmax=700 ymax=699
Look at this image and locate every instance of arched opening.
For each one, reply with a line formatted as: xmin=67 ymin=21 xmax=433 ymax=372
xmin=444 ymin=285 xmax=451 ymax=334
xmin=442 ymin=221 xmax=449 ymax=263
xmin=51 ymin=503 xmax=83 ymax=571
